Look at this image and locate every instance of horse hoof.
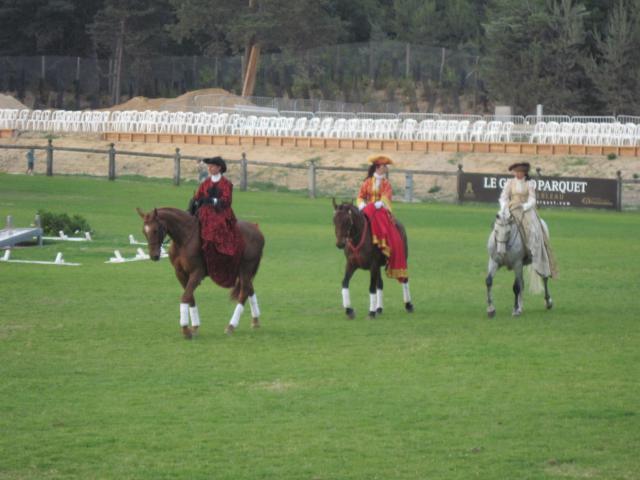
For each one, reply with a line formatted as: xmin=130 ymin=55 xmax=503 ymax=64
xmin=512 ymin=309 xmax=522 ymax=317
xmin=224 ymin=324 xmax=235 ymax=335
xmin=376 ymin=307 xmax=383 ymax=314
xmin=368 ymin=311 xmax=376 ymax=319
xmin=546 ymin=298 xmax=553 ymax=310
xmin=345 ymin=308 xmax=355 ymax=320
xmin=251 ymin=318 xmax=260 ymax=329
xmin=487 ymin=307 xmax=496 ymax=318
xmin=191 ymin=326 xmax=199 ymax=337
xmin=405 ymin=302 xmax=414 ymax=313
xmin=181 ymin=326 xmax=192 ymax=340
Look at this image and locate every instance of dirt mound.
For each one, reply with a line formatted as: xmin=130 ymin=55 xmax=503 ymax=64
xmin=108 ymin=87 xmax=248 ymax=111
xmin=0 ymin=94 xmax=28 ymax=110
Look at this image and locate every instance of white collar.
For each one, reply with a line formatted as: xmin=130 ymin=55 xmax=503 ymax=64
xmin=210 ymin=173 xmax=222 ymax=182
xmin=374 ymin=173 xmax=385 ymax=181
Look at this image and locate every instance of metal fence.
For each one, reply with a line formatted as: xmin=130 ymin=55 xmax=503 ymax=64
xmin=0 ymin=41 xmax=479 ymax=112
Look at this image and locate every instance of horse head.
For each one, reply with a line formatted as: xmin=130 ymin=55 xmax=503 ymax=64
xmin=332 ymin=198 xmax=358 ymax=249
xmin=137 ymin=207 xmax=166 ymax=261
xmin=493 ymin=210 xmax=513 ymax=257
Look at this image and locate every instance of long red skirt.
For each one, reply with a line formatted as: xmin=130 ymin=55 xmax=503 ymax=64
xmin=363 ymin=204 xmax=408 ymax=281
xmin=202 ymin=236 xmax=244 ymax=288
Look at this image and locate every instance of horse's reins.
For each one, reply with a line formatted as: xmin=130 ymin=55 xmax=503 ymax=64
xmin=346 ymin=209 xmax=368 ymax=266
xmin=494 ymin=215 xmax=526 ymax=250
xmin=153 ymin=211 xmax=197 ymax=250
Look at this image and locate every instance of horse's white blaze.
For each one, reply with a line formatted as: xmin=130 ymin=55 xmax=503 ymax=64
xmin=248 ymin=294 xmax=260 ymax=318
xmin=402 ymin=283 xmax=412 ymax=303
xmin=180 ymin=303 xmax=189 ymax=327
xmin=189 ymin=305 xmax=201 ymax=327
xmin=230 ymin=303 xmax=244 ymax=328
xmin=341 ymin=288 xmax=351 ymax=308
xmin=376 ymin=289 xmax=383 ymax=310
xmin=144 ymin=225 xmax=150 ymax=234
xmin=369 ymin=293 xmax=376 ymax=312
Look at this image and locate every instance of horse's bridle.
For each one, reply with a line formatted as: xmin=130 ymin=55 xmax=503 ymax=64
xmin=493 ymin=217 xmax=511 ymax=248
xmin=147 ymin=220 xmax=168 ymax=251
xmin=344 ymin=208 xmax=368 ymax=266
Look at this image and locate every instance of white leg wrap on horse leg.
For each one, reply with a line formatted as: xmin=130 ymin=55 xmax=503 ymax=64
xmin=376 ymin=289 xmax=383 ymax=310
xmin=369 ymin=293 xmax=377 ymax=312
xmin=180 ymin=303 xmax=189 ymax=327
xmin=402 ymin=283 xmax=412 ymax=303
xmin=230 ymin=304 xmax=244 ymax=328
xmin=189 ymin=306 xmax=201 ymax=327
xmin=342 ymin=288 xmax=351 ymax=308
xmin=248 ymin=294 xmax=260 ymax=318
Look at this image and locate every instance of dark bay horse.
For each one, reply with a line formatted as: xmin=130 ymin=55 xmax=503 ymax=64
xmin=137 ymin=207 xmax=264 ymax=338
xmin=486 ymin=211 xmax=553 ymax=317
xmin=332 ymin=199 xmax=414 ymax=319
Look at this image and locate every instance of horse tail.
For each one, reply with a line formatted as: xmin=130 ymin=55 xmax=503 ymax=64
xmin=526 ymin=264 xmax=544 ymax=295
xmin=396 ymin=220 xmax=409 ymax=259
xmin=230 ymin=278 xmax=242 ymax=301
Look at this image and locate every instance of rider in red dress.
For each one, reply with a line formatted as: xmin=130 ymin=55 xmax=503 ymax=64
xmin=356 ymin=154 xmax=408 ymax=282
xmin=190 ymin=156 xmax=244 ymax=288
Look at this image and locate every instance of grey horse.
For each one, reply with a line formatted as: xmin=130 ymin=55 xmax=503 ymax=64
xmin=486 ymin=210 xmax=553 ymax=317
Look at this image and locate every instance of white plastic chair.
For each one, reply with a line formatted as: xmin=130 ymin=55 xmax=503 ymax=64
xmin=483 ymin=121 xmax=502 ymax=142
xmin=291 ymin=117 xmax=308 ymax=137
xmin=317 ymin=117 xmax=334 ymax=137
xmin=416 ymin=119 xmax=436 ymax=141
xmin=529 ymin=121 xmax=545 ymax=144
xmin=454 ymin=120 xmax=470 ymax=141
xmin=569 ymin=123 xmax=586 ymax=145
xmin=15 ymin=109 xmax=31 ymax=130
xmin=328 ymin=118 xmax=345 ymax=138
xmin=541 ymin=122 xmax=559 ymax=144
xmin=558 ymin=122 xmax=573 ymax=144
xmin=398 ymin=119 xmax=417 ymax=140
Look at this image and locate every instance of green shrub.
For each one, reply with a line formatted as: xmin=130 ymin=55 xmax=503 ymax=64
xmin=37 ymin=210 xmax=91 ymax=235
xmin=428 ymin=185 xmax=442 ymax=194
xmin=607 ymin=153 xmax=617 ymax=160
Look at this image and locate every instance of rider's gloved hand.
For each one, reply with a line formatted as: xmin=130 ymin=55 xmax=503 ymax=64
xmin=374 ymin=200 xmax=384 ymax=209
xmin=358 ymin=202 xmax=365 ymax=211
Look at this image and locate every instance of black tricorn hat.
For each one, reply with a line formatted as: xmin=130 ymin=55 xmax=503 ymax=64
xmin=203 ymin=156 xmax=226 ymax=173
xmin=508 ymin=162 xmax=530 ymax=173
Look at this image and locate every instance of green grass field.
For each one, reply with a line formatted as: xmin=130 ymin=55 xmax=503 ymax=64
xmin=1 ymin=173 xmax=639 ymax=479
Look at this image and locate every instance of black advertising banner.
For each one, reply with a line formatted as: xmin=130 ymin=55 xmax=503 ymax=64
xmin=458 ymin=173 xmax=619 ymax=210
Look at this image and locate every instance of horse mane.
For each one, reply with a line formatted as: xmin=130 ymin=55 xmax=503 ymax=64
xmin=155 ymin=207 xmax=196 ymax=225
xmin=336 ymin=202 xmax=361 ymax=217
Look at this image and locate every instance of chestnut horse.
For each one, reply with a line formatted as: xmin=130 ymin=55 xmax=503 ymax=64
xmin=332 ymin=199 xmax=414 ymax=319
xmin=137 ymin=207 xmax=264 ymax=338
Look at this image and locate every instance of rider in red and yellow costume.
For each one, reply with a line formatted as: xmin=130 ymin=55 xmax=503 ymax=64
xmin=189 ymin=156 xmax=244 ymax=288
xmin=356 ymin=154 xmax=408 ymax=281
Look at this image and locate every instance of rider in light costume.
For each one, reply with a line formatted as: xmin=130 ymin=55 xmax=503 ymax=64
xmin=499 ymin=162 xmax=557 ymax=279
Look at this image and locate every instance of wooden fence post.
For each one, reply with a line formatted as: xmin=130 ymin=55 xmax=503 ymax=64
xmin=456 ymin=164 xmax=463 ymax=204
xmin=108 ymin=143 xmax=116 ymax=180
xmin=404 ymin=172 xmax=413 ymax=202
xmin=46 ymin=139 xmax=53 ymax=176
xmin=173 ymin=148 xmax=181 ymax=186
xmin=616 ymin=170 xmax=622 ymax=211
xmin=308 ymin=160 xmax=316 ymax=198
xmin=240 ymin=152 xmax=248 ymax=191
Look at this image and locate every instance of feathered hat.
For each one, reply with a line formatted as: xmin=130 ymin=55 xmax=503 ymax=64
xmin=367 ymin=154 xmax=394 ymax=166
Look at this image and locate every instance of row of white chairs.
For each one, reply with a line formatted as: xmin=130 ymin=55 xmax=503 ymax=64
xmin=2 ymin=108 xmax=640 ymax=145
xmin=529 ymin=121 xmax=640 ymax=146
xmin=0 ymin=108 xmax=110 ymax=133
